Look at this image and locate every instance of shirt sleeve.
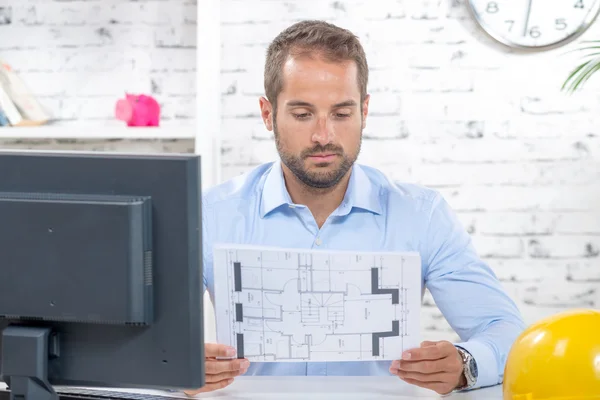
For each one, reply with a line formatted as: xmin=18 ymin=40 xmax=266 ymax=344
xmin=423 ymin=192 xmax=527 ymax=390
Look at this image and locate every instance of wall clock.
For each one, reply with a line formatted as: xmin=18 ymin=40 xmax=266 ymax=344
xmin=467 ymin=0 xmax=600 ymax=50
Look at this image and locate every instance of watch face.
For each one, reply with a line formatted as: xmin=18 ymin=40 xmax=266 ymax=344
xmin=470 ymin=356 xmax=478 ymax=378
xmin=467 ymin=0 xmax=600 ymax=50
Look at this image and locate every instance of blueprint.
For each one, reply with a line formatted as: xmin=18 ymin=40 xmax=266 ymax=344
xmin=213 ymin=244 xmax=421 ymax=362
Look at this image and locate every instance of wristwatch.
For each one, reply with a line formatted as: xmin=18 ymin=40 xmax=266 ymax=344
xmin=455 ymin=346 xmax=478 ymax=391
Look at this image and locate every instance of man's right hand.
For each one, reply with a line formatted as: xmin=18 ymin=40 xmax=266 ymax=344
xmin=183 ymin=343 xmax=250 ymax=396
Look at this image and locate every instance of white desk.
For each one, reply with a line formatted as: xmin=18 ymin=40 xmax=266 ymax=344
xmin=191 ymin=377 xmax=503 ymax=399
xmin=1 ymin=377 xmax=502 ymax=399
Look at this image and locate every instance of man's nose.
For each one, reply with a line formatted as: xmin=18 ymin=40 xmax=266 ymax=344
xmin=312 ymin=116 xmax=334 ymax=145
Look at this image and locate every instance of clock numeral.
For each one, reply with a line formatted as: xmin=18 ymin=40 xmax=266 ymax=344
xmin=555 ymin=18 xmax=568 ymax=30
xmin=574 ymin=0 xmax=584 ymax=8
xmin=486 ymin=1 xmax=499 ymax=13
xmin=529 ymin=26 xmax=541 ymax=38
xmin=505 ymin=20 xmax=514 ymax=32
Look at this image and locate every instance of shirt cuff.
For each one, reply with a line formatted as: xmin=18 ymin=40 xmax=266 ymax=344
xmin=453 ymin=340 xmax=499 ymax=390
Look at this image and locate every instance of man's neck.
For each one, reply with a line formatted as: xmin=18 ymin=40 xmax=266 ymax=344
xmin=281 ymin=162 xmax=352 ymax=228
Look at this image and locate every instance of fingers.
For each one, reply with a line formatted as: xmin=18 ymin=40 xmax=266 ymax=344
xmin=183 ymin=378 xmax=235 ymax=396
xmin=391 ymin=341 xmax=465 ymax=395
xmin=402 ymin=346 xmax=440 ymax=361
xmin=182 ymin=347 xmax=251 ymax=396
xmin=205 ymin=343 xmax=237 ymax=358
xmin=183 ymin=360 xmax=250 ymax=396
xmin=206 ymin=370 xmax=244 ymax=384
xmin=400 ymin=377 xmax=455 ymax=396
xmin=395 ymin=370 xmax=455 ymax=383
xmin=205 ymin=358 xmax=250 ymax=375
xmin=392 ymin=357 xmax=459 ymax=374
xmin=396 ymin=360 xmax=437 ymax=374
xmin=401 ymin=340 xmax=454 ymax=361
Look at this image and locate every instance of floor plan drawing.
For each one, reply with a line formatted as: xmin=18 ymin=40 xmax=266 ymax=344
xmin=213 ymin=244 xmax=421 ymax=362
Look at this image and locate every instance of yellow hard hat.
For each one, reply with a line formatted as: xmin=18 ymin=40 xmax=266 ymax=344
xmin=503 ymin=308 xmax=600 ymax=400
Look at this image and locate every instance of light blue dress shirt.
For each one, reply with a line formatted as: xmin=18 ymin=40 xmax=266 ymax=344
xmin=202 ymin=161 xmax=526 ymax=389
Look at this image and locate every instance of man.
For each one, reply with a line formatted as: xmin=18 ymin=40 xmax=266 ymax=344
xmin=188 ymin=20 xmax=526 ymax=396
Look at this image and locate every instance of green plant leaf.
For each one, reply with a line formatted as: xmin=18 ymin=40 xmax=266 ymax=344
xmin=577 ymin=59 xmax=600 ymax=88
xmin=562 ymin=40 xmax=600 ymax=93
xmin=562 ymin=60 xmax=592 ymax=93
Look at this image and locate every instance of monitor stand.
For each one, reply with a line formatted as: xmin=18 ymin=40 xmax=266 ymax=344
xmin=1 ymin=325 xmax=59 ymax=400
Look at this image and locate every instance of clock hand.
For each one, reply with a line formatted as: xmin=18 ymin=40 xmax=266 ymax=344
xmin=523 ymin=0 xmax=533 ymax=36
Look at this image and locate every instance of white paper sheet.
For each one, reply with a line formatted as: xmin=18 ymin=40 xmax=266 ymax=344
xmin=213 ymin=244 xmax=421 ymax=363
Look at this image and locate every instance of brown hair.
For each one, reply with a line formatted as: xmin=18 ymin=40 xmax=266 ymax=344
xmin=264 ymin=20 xmax=369 ymax=113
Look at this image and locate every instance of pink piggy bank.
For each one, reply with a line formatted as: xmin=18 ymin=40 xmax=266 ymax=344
xmin=115 ymin=94 xmax=160 ymax=127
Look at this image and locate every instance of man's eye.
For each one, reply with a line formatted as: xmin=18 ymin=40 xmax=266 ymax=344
xmin=293 ymin=113 xmax=310 ymax=119
xmin=336 ymin=113 xmax=351 ymax=118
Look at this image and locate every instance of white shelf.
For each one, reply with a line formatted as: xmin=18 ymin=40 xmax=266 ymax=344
xmin=0 ymin=124 xmax=195 ymax=139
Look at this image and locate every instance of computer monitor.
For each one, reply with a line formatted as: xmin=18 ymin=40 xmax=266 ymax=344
xmin=0 ymin=150 xmax=205 ymax=400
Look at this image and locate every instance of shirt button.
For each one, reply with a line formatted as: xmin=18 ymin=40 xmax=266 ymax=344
xmin=315 ymin=238 xmax=322 ymax=246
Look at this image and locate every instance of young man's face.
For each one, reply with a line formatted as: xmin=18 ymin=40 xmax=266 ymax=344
xmin=260 ymin=54 xmax=369 ymax=189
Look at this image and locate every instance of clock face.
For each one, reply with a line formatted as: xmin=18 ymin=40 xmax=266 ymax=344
xmin=468 ymin=0 xmax=600 ymax=49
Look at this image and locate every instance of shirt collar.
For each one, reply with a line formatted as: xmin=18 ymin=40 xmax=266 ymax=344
xmin=259 ymin=161 xmax=293 ymax=217
xmin=259 ymin=161 xmax=382 ymax=218
xmin=340 ymin=163 xmax=383 ymax=216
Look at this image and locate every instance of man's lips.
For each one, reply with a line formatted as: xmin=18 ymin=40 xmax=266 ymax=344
xmin=307 ymin=153 xmax=338 ymax=161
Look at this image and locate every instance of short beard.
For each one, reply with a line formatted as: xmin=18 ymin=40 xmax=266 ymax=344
xmin=273 ymin=117 xmax=360 ymax=190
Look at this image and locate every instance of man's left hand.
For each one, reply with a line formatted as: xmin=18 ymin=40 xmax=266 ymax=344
xmin=389 ymin=340 xmax=466 ymax=395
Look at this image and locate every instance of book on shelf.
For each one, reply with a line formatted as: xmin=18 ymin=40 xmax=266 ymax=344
xmin=0 ymin=59 xmax=51 ymax=127
xmin=0 ymin=103 xmax=11 ymax=126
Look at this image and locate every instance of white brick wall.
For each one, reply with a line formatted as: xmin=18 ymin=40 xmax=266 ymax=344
xmin=219 ymin=0 xmax=600 ymax=342
xmin=0 ymin=0 xmax=598 ymax=344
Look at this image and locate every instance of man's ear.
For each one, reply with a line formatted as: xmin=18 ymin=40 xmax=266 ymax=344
xmin=361 ymin=94 xmax=370 ymax=130
xmin=259 ymin=96 xmax=274 ymax=131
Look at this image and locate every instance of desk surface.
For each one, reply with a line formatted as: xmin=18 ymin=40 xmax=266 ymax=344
xmin=192 ymin=376 xmax=502 ymax=399
xmin=1 ymin=377 xmax=503 ymax=400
